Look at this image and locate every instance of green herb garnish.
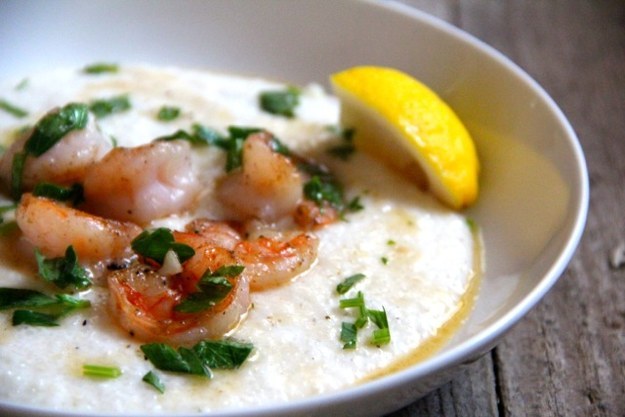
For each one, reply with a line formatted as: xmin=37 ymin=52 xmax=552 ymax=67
xmin=259 ymin=87 xmax=300 ymax=118
xmin=0 ymin=99 xmax=28 ymax=118
xmin=0 ymin=287 xmax=90 ymax=326
xmin=174 ymin=265 xmax=243 ymax=313
xmin=89 ymin=95 xmax=131 ymax=118
xmin=340 ymin=322 xmax=358 ymax=349
xmin=336 ymin=273 xmax=366 ymax=295
xmin=368 ymin=308 xmax=391 ymax=345
xmin=33 ymin=182 xmax=84 ymax=206
xmin=141 ymin=339 xmax=253 ymax=378
xmin=142 ymin=371 xmax=165 ymax=393
xmin=11 ymin=103 xmax=89 ymax=199
xmin=35 ymin=246 xmax=92 ymax=290
xmin=131 ymin=227 xmax=195 ymax=264
xmin=83 ymin=364 xmax=122 ymax=379
xmin=157 ymin=106 xmax=181 ymax=121
xmin=327 ymin=127 xmax=356 ymax=160
xmin=83 ymin=63 xmax=119 ymax=74
xmin=303 ymin=175 xmax=344 ymax=209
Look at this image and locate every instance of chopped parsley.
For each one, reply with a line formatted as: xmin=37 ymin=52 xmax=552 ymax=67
xmin=33 ymin=182 xmax=84 ymax=206
xmin=155 ymin=123 xmax=220 ymax=146
xmin=83 ymin=62 xmax=119 ymax=74
xmin=157 ymin=106 xmax=181 ymax=121
xmin=131 ymin=227 xmax=195 ymax=265
xmin=336 ymin=273 xmax=366 ymax=295
xmin=0 ymin=99 xmax=28 ymax=118
xmin=140 ymin=339 xmax=253 ymax=378
xmin=11 ymin=103 xmax=89 ymax=199
xmin=340 ymin=322 xmax=358 ymax=349
xmin=142 ymin=371 xmax=165 ymax=393
xmin=259 ymin=87 xmax=300 ymax=118
xmin=174 ymin=265 xmax=244 ymax=313
xmin=83 ymin=364 xmax=122 ymax=379
xmin=35 ymin=246 xmax=92 ymax=290
xmin=0 ymin=287 xmax=90 ymax=327
xmin=89 ymin=95 xmax=131 ymax=118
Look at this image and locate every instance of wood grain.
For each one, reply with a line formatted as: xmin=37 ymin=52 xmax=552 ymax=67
xmin=388 ymin=1 xmax=625 ymax=416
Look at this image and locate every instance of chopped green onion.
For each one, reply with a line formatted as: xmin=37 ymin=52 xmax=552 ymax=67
xmin=89 ymin=95 xmax=131 ymax=118
xmin=35 ymin=246 xmax=92 ymax=290
xmin=83 ymin=364 xmax=122 ymax=379
xmin=157 ymin=106 xmax=181 ymax=121
xmin=340 ymin=322 xmax=357 ymax=349
xmin=339 ymin=291 xmax=366 ymax=309
xmin=259 ymin=87 xmax=300 ymax=118
xmin=381 ymin=256 xmax=389 ymax=265
xmin=336 ymin=273 xmax=366 ymax=295
xmin=131 ymin=228 xmax=195 ymax=265
xmin=371 ymin=327 xmax=391 ymax=345
xmin=142 ymin=371 xmax=165 ymax=393
xmin=0 ymin=99 xmax=28 ymax=118
xmin=83 ymin=63 xmax=119 ymax=74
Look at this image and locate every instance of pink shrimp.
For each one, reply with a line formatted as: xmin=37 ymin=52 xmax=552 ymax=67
xmin=15 ymin=193 xmax=141 ymax=263
xmin=82 ymin=140 xmax=200 ymax=225
xmin=217 ymin=132 xmax=303 ymax=222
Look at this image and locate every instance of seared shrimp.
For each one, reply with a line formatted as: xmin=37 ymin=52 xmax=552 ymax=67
xmin=217 ymin=132 xmax=303 ymax=222
xmin=0 ymin=115 xmax=111 ymax=191
xmin=16 ymin=193 xmax=141 ymax=263
xmin=234 ymin=232 xmax=318 ymax=291
xmin=108 ymin=229 xmax=250 ymax=345
xmin=83 ymin=140 xmax=200 ymax=225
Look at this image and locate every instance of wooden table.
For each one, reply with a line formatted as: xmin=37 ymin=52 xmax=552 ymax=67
xmin=387 ymin=1 xmax=625 ymax=416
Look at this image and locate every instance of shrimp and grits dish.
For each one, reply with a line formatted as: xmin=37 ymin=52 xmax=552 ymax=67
xmin=0 ymin=64 xmax=480 ymax=413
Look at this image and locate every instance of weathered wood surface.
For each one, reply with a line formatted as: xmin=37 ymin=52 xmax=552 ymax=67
xmin=387 ymin=1 xmax=625 ymax=416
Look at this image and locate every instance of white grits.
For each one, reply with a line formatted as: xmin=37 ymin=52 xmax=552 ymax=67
xmin=0 ymin=65 xmax=478 ymax=414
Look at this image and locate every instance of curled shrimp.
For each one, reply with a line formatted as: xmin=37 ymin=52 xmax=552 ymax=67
xmin=83 ymin=140 xmax=200 ymax=225
xmin=217 ymin=132 xmax=303 ymax=222
xmin=234 ymin=232 xmax=318 ymax=291
xmin=0 ymin=115 xmax=111 ymax=191
xmin=108 ymin=228 xmax=250 ymax=345
xmin=15 ymin=193 xmax=141 ymax=263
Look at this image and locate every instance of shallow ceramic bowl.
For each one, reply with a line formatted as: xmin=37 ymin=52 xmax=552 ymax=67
xmin=0 ymin=1 xmax=588 ymax=416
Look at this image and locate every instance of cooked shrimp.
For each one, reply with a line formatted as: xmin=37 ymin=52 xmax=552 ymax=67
xmin=234 ymin=232 xmax=318 ymax=291
xmin=108 ymin=231 xmax=251 ymax=345
xmin=217 ymin=132 xmax=303 ymax=222
xmin=0 ymin=115 xmax=111 ymax=191
xmin=82 ymin=140 xmax=200 ymax=225
xmin=15 ymin=193 xmax=141 ymax=263
xmin=294 ymin=199 xmax=340 ymax=230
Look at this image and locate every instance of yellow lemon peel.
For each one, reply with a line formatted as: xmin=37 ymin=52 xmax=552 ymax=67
xmin=331 ymin=66 xmax=479 ymax=209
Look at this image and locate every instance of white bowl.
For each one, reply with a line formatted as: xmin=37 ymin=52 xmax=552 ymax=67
xmin=0 ymin=1 xmax=588 ymax=416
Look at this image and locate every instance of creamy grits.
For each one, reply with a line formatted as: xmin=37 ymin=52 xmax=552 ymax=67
xmin=0 ymin=65 xmax=479 ymax=413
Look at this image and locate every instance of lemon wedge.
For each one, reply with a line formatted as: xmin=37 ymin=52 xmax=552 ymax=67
xmin=330 ymin=66 xmax=479 ymax=209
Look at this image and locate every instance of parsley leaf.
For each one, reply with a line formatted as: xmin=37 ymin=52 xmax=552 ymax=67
xmin=193 ymin=339 xmax=254 ymax=369
xmin=340 ymin=322 xmax=358 ymax=349
xmin=131 ymin=228 xmax=195 ymax=264
xmin=33 ymin=182 xmax=84 ymax=206
xmin=35 ymin=246 xmax=92 ymax=290
xmin=0 ymin=287 xmax=90 ymax=326
xmin=142 ymin=371 xmax=165 ymax=393
xmin=157 ymin=106 xmax=181 ymax=121
xmin=259 ymin=87 xmax=300 ymax=118
xmin=174 ymin=265 xmax=244 ymax=313
xmin=89 ymin=95 xmax=131 ymax=119
xmin=336 ymin=273 xmax=366 ymax=295
xmin=0 ymin=99 xmax=28 ymax=118
xmin=25 ymin=103 xmax=89 ymax=156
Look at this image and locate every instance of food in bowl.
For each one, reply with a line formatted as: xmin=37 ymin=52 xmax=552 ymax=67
xmin=0 ymin=64 xmax=480 ymax=413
